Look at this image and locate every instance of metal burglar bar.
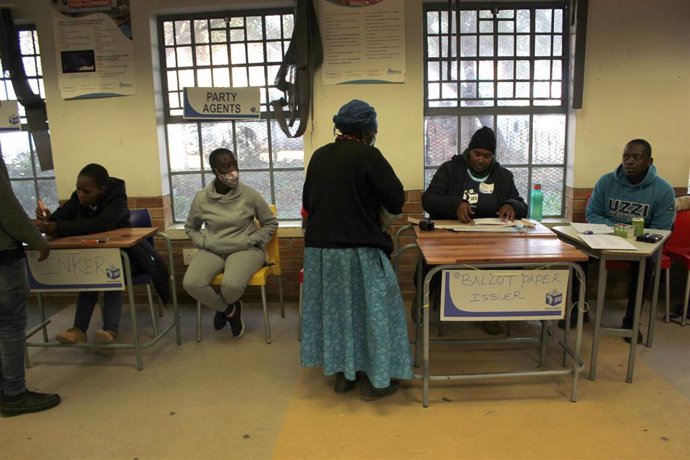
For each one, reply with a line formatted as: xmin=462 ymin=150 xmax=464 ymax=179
xmin=0 ymin=26 xmax=57 ymax=215
xmin=158 ymin=10 xmax=303 ymax=223
xmin=424 ymin=2 xmax=569 ymax=217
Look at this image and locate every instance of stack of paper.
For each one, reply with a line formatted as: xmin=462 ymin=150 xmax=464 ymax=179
xmin=570 ymin=223 xmax=613 ymax=234
xmin=579 ymin=234 xmax=638 ymax=250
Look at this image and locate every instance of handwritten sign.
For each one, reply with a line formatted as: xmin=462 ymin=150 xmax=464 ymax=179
xmin=183 ymin=87 xmax=260 ymax=119
xmin=440 ymin=270 xmax=570 ymax=321
xmin=26 ymin=248 xmax=124 ymax=292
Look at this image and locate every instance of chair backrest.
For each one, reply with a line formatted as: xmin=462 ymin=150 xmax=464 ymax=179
xmin=264 ymin=204 xmax=281 ymax=276
xmin=129 ymin=208 xmax=154 ymax=245
xmin=666 ymin=209 xmax=690 ymax=252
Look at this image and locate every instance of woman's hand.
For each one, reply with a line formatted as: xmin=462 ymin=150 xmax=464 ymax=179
xmin=456 ymin=201 xmax=475 ymax=223
xmin=35 ymin=204 xmax=51 ymax=221
xmin=36 ymin=220 xmax=58 ymax=236
xmin=497 ymin=204 xmax=516 ymax=222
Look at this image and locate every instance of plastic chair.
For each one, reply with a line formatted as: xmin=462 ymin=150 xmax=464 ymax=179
xmin=196 ymin=205 xmax=284 ymax=343
xmin=128 ymin=208 xmax=163 ymax=335
xmin=664 ymin=209 xmax=690 ymax=325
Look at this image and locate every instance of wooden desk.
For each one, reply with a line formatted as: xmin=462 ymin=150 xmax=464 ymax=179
xmin=551 ymin=226 xmax=671 ymax=383
xmin=415 ymin=234 xmax=589 ymax=407
xmin=392 ymin=221 xmax=554 ymax=276
xmin=25 ymin=227 xmax=181 ymax=370
xmin=46 ymin=227 xmax=157 ymax=249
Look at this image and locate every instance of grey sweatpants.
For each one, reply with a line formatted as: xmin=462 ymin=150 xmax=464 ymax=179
xmin=182 ymin=248 xmax=265 ymax=312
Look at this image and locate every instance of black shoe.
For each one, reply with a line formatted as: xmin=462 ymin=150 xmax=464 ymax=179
xmin=621 ymin=319 xmax=643 ymax=345
xmin=1 ymin=390 xmax=61 ymax=417
xmin=623 ymin=330 xmax=644 ymax=345
xmin=360 ymin=374 xmax=398 ymax=401
xmin=228 ymin=301 xmax=244 ymax=338
xmin=213 ymin=310 xmax=228 ymax=331
xmin=481 ymin=321 xmax=503 ymax=335
xmin=669 ymin=305 xmax=690 ymax=320
xmin=334 ymin=372 xmax=357 ymax=394
xmin=557 ymin=311 xmax=591 ymax=329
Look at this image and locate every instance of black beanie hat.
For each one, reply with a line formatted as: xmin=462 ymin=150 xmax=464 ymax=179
xmin=468 ymin=126 xmax=496 ymax=154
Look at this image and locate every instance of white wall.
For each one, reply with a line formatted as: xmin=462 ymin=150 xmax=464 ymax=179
xmin=10 ymin=0 xmax=690 ymax=199
xmin=573 ymin=0 xmax=690 ymax=187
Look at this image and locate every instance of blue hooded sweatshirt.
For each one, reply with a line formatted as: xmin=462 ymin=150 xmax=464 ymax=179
xmin=586 ymin=164 xmax=676 ymax=230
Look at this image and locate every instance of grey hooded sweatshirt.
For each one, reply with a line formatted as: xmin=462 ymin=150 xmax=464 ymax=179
xmin=184 ymin=180 xmax=277 ymax=256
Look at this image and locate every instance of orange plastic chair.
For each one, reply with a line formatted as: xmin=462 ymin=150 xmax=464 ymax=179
xmin=195 ymin=205 xmax=284 ymax=343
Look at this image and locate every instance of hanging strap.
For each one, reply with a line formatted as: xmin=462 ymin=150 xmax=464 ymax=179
xmin=270 ymin=0 xmax=323 ymax=138
xmin=0 ymin=9 xmax=53 ymax=170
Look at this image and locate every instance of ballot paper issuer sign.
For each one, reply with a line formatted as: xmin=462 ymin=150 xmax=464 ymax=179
xmin=440 ymin=270 xmax=570 ymax=321
xmin=25 ymin=248 xmax=124 ymax=292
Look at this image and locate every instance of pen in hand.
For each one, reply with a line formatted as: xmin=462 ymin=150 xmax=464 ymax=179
xmin=38 ymin=199 xmax=48 ymax=220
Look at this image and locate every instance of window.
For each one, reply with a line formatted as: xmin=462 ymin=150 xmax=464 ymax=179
xmin=158 ymin=10 xmax=303 ymax=223
xmin=0 ymin=26 xmax=57 ymax=215
xmin=424 ymin=3 xmax=569 ymax=216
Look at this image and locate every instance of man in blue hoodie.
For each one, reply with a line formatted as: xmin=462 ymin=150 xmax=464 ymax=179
xmin=587 ymin=138 xmax=676 ymax=344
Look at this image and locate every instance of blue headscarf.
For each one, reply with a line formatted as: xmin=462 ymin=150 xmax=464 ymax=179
xmin=332 ymin=99 xmax=378 ymax=135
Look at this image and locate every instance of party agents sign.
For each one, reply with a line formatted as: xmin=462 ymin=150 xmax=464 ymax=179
xmin=183 ymin=87 xmax=261 ymax=120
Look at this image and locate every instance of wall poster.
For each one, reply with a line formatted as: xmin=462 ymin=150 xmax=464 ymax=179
xmin=319 ymin=0 xmax=406 ymax=85
xmin=51 ymin=0 xmax=135 ymax=99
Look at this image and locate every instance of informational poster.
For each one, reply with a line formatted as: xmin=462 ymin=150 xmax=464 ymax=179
xmin=51 ymin=0 xmax=135 ymax=99
xmin=183 ymin=87 xmax=261 ymax=120
xmin=319 ymin=0 xmax=406 ymax=84
xmin=26 ymin=248 xmax=124 ymax=292
xmin=440 ymin=270 xmax=570 ymax=321
xmin=0 ymin=100 xmax=21 ymax=129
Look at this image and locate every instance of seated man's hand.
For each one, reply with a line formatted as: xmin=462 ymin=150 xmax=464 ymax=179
xmin=456 ymin=201 xmax=475 ymax=223
xmin=496 ymin=203 xmax=516 ymax=222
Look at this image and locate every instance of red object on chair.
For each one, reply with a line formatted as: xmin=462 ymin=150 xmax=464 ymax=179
xmin=664 ymin=210 xmax=690 ymax=325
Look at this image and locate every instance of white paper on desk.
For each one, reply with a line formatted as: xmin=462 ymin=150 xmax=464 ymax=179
xmin=472 ymin=217 xmax=513 ymax=226
xmin=570 ymin=223 xmax=614 ymax=234
xmin=453 ymin=226 xmax=518 ymax=233
xmin=579 ymin=234 xmax=638 ymax=250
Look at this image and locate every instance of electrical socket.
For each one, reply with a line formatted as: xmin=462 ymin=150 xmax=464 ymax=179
xmin=182 ymin=248 xmax=198 ymax=265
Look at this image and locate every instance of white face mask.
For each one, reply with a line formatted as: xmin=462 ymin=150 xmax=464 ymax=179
xmin=216 ymin=170 xmax=239 ymax=188
xmin=369 ymin=135 xmax=376 ymax=147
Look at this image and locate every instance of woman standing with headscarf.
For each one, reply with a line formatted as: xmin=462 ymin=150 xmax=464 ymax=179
xmin=300 ymin=99 xmax=412 ymax=401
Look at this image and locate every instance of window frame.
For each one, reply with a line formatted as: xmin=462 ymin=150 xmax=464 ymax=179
xmin=0 ymin=24 xmax=57 ymax=215
xmin=423 ymin=1 xmax=570 ymax=217
xmin=157 ymin=8 xmax=303 ymax=224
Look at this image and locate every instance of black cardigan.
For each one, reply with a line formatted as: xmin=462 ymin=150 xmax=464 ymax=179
xmin=422 ymin=154 xmax=528 ymax=220
xmin=303 ymin=140 xmax=404 ymax=254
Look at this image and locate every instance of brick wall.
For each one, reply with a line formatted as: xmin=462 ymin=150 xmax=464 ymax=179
xmin=41 ymin=189 xmax=689 ymax=306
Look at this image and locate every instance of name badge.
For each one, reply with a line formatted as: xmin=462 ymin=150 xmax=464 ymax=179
xmin=479 ymin=182 xmax=494 ymax=194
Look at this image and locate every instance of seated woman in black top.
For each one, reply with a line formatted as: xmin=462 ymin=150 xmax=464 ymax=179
xmin=420 ymin=126 xmax=527 ymax=335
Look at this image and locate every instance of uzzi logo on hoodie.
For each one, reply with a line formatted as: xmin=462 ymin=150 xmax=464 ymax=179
xmin=607 ymin=198 xmax=649 ymax=221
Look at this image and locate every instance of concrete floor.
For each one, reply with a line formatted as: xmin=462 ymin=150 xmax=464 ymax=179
xmin=2 ymin=298 xmax=689 ymax=459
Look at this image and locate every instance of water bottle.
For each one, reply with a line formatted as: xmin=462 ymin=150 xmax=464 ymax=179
xmin=529 ymin=183 xmax=543 ymax=221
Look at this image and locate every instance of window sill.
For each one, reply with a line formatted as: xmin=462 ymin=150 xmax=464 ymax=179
xmin=163 ymin=223 xmax=303 ymax=240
